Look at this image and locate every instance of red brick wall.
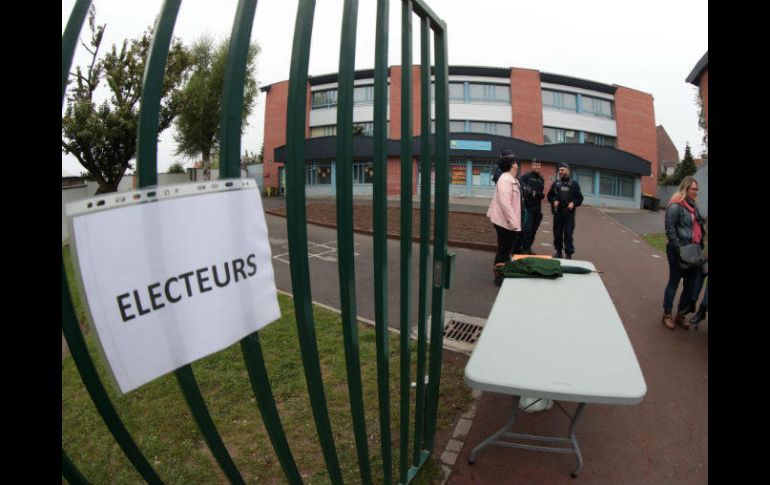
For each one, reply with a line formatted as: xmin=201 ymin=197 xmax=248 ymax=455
xmin=388 ymin=66 xmax=423 ymax=138
xmin=389 ymin=67 xmax=402 ymax=139
xmin=656 ymin=125 xmax=680 ymax=172
xmin=385 ymin=157 xmax=419 ymax=196
xmin=262 ymin=81 xmax=289 ymax=190
xmin=614 ymin=86 xmax=658 ymax=196
xmin=510 ymin=68 xmax=544 ymax=144
xmin=262 ymin=81 xmax=312 ymax=191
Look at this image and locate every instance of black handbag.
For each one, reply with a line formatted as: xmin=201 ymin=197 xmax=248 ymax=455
xmin=678 ymin=243 xmax=704 ymax=270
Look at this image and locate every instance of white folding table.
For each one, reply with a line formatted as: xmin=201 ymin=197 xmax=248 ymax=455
xmin=464 ymin=259 xmax=647 ymax=476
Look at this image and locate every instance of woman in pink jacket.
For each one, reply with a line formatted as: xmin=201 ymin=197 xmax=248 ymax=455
xmin=487 ymin=150 xmax=522 ymax=286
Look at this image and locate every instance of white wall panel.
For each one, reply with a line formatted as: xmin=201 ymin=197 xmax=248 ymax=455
xmin=446 ymin=103 xmax=511 ymax=122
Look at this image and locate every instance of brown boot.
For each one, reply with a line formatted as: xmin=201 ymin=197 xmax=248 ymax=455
xmin=662 ymin=313 xmax=675 ymax=331
xmin=674 ymin=313 xmax=690 ymax=330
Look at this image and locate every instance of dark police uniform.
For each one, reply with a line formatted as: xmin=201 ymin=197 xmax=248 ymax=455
xmin=517 ymin=170 xmax=545 ymax=253
xmin=547 ymin=175 xmax=584 ymax=257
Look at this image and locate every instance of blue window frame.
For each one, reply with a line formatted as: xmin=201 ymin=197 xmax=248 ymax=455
xmin=305 ymin=161 xmax=333 ymax=186
xmin=311 ymin=89 xmax=337 ymax=110
xmin=580 ymin=96 xmax=614 ymax=119
xmin=542 ymin=89 xmax=577 ymax=112
xmin=573 ymin=169 xmax=595 ymax=195
xmin=599 ymin=173 xmax=635 ymax=199
xmin=584 ymin=131 xmax=617 ymax=147
xmin=311 ymin=84 xmax=385 ymax=110
xmin=352 ymin=161 xmax=374 ymax=184
xmin=545 ymin=127 xmax=616 ymax=147
xmin=437 ymin=81 xmax=511 ymax=105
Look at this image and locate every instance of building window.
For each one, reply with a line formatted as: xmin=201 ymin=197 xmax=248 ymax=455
xmin=310 ymin=122 xmax=388 ymax=138
xmin=468 ymin=83 xmax=510 ymax=103
xmin=311 ymin=85 xmax=386 ymax=110
xmin=352 ymin=161 xmax=374 ymax=184
xmin=543 ymin=127 xmax=578 ymax=144
xmin=353 ymin=85 xmax=375 ymax=105
xmin=542 ymin=89 xmax=577 ymax=112
xmin=433 ymin=120 xmax=511 ymax=135
xmin=312 ymin=89 xmax=337 ymax=110
xmin=436 ymin=81 xmax=511 ymax=105
xmin=449 ymin=83 xmax=465 ymax=102
xmin=471 ymin=162 xmax=496 ymax=187
xmin=583 ymin=132 xmax=616 ymax=147
xmin=449 ymin=163 xmax=467 ymax=185
xmin=545 ymin=127 xmax=616 ymax=147
xmin=305 ymin=162 xmax=333 ymax=186
xmin=310 ymin=125 xmax=337 ymax=137
xmin=580 ymin=96 xmax=614 ymax=119
xmin=468 ymin=121 xmax=511 ymax=136
xmin=574 ymin=169 xmax=594 ymax=195
xmin=599 ymin=173 xmax=635 ymax=199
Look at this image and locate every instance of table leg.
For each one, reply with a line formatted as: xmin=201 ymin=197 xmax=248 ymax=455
xmin=569 ymin=403 xmax=586 ymax=478
xmin=468 ymin=395 xmax=521 ymax=464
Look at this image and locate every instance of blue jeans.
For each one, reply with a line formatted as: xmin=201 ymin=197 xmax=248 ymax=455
xmin=663 ymin=243 xmax=702 ymax=314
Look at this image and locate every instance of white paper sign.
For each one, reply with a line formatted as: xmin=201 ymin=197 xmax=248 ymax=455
xmin=68 ymin=183 xmax=280 ymax=393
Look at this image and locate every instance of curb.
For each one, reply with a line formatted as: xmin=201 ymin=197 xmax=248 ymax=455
xmin=438 ymin=388 xmax=483 ymax=484
xmin=264 ymin=208 xmax=497 ymax=253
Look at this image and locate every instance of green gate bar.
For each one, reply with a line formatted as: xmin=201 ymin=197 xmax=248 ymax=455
xmin=62 ymin=3 xmax=164 ymax=483
xmin=335 ymin=0 xmax=374 ymax=483
xmin=423 ymin=18 xmax=449 ymax=453
xmin=61 ymin=260 xmax=164 ymax=485
xmin=412 ymin=13 xmax=432 ymax=468
xmin=133 ymin=3 xmax=246 ymax=482
xmin=61 ymin=0 xmax=91 ymax=107
xmin=217 ymin=1 xmax=303 ymax=483
xmin=219 ymin=0 xmax=256 ymax=178
xmin=136 ymin=0 xmax=181 ymax=188
xmin=62 ymin=448 xmax=90 ymax=485
xmin=399 ymin=0 xmax=414 ymax=483
xmin=373 ymin=1 xmax=393 ymax=483
xmin=286 ymin=0 xmax=344 ymax=483
xmin=240 ymin=335 xmax=303 ymax=484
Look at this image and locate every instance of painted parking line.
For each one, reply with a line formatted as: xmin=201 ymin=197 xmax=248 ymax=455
xmin=273 ymin=240 xmax=359 ymax=265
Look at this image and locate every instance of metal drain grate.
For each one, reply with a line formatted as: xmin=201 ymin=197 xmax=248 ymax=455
xmin=443 ymin=319 xmax=483 ymax=344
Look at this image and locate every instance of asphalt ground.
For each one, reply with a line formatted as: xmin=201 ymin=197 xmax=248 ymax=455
xmin=263 ymin=195 xmax=707 ymax=484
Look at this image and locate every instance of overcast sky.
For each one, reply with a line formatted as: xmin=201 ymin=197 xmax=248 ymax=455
xmin=62 ymin=0 xmax=708 ymax=176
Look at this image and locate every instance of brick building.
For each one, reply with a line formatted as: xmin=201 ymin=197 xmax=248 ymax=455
xmin=261 ymin=66 xmax=658 ymax=209
xmin=657 ymin=125 xmax=680 ymax=177
xmin=686 ymin=52 xmax=708 ymax=136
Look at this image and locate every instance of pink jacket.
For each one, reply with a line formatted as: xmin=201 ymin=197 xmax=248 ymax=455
xmin=487 ymin=171 xmax=521 ymax=231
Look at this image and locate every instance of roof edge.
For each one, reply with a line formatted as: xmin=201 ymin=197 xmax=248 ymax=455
xmin=686 ymin=51 xmax=708 ymax=85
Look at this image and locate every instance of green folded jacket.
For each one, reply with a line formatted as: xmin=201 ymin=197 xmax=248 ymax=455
xmin=495 ymin=258 xmax=594 ymax=279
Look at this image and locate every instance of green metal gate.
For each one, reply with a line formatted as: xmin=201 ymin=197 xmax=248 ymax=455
xmin=62 ymin=0 xmax=451 ymax=483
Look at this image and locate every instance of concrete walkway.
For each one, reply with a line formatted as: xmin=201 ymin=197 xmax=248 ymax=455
xmin=445 ymin=206 xmax=707 ymax=484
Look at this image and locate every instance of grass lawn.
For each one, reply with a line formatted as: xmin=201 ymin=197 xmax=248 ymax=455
xmin=62 ymin=247 xmax=473 ymax=484
xmin=641 ymin=233 xmax=708 ymax=255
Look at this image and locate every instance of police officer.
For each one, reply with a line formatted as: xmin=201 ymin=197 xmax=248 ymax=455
xmin=516 ymin=158 xmax=545 ymax=254
xmin=547 ymin=162 xmax=583 ymax=259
